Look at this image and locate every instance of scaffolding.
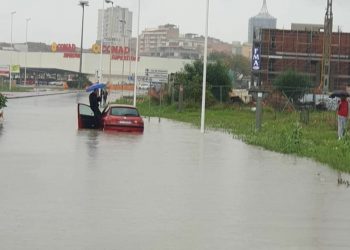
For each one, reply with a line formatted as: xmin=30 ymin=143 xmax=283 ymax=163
xmin=320 ymin=0 xmax=333 ymax=93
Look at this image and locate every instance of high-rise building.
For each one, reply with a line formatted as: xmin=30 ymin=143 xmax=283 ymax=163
xmin=97 ymin=6 xmax=132 ymax=46
xmin=248 ymin=0 xmax=276 ymax=43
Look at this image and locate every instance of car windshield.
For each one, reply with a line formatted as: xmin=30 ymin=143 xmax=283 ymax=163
xmin=110 ymin=107 xmax=139 ymax=117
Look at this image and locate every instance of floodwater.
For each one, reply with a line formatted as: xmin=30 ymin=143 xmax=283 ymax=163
xmin=0 ymin=93 xmax=350 ymax=250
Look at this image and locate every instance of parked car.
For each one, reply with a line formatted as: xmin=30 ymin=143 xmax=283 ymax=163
xmin=77 ymin=103 xmax=144 ymax=132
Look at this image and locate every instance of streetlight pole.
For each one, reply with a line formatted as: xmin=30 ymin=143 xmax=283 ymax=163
xmin=200 ymin=0 xmax=209 ymax=133
xmin=9 ymin=11 xmax=16 ymax=91
xmin=105 ymin=0 xmax=114 ymax=84
xmin=120 ymin=19 xmax=126 ymax=88
xmin=98 ymin=0 xmax=105 ymax=83
xmin=127 ymin=29 xmax=132 ymax=78
xmin=24 ymin=18 xmax=31 ymax=86
xmin=79 ymin=1 xmax=89 ymax=89
xmin=133 ymin=0 xmax=140 ymax=107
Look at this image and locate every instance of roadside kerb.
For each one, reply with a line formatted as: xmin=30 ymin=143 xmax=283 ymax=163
xmin=2 ymin=90 xmax=79 ymax=99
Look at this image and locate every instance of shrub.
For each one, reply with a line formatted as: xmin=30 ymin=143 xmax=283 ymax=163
xmin=0 ymin=93 xmax=7 ymax=109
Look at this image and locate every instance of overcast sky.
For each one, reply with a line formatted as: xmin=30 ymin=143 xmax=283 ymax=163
xmin=1 ymin=0 xmax=349 ymax=47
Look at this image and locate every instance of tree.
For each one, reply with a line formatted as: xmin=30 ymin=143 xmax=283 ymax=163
xmin=209 ymin=52 xmax=251 ymax=81
xmin=272 ymin=70 xmax=312 ymax=103
xmin=175 ymin=59 xmax=231 ymax=104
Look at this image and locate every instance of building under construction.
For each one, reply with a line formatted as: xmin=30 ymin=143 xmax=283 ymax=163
xmin=251 ymin=0 xmax=350 ymax=92
xmin=252 ymin=27 xmax=350 ymax=91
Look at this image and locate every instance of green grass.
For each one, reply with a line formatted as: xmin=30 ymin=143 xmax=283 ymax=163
xmin=116 ymin=97 xmax=350 ymax=173
xmin=0 ymin=84 xmax=34 ymax=92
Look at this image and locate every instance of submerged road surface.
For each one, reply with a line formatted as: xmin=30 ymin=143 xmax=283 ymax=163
xmin=0 ymin=93 xmax=349 ymax=249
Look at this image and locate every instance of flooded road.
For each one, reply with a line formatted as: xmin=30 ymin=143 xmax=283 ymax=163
xmin=0 ymin=93 xmax=350 ymax=249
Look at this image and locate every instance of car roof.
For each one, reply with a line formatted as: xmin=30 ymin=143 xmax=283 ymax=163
xmin=107 ymin=104 xmax=137 ymax=109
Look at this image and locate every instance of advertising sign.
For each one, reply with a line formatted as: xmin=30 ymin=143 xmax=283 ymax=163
xmin=51 ymin=43 xmax=77 ymax=53
xmin=0 ymin=65 xmax=9 ymax=77
xmin=252 ymin=46 xmax=261 ymax=71
xmin=11 ymin=65 xmax=20 ymax=74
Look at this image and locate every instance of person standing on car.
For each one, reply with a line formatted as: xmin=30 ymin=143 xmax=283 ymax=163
xmin=89 ymin=88 xmax=102 ymax=128
xmin=337 ymin=96 xmax=349 ymax=140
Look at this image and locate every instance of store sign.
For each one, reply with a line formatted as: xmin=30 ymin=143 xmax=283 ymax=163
xmin=11 ymin=65 xmax=20 ymax=73
xmin=51 ymin=43 xmax=77 ymax=53
xmin=64 ymin=53 xmax=80 ymax=58
xmin=252 ymin=46 xmax=261 ymax=71
xmin=0 ymin=65 xmax=9 ymax=77
xmin=91 ymin=44 xmax=130 ymax=54
xmin=111 ymin=55 xmax=139 ymax=61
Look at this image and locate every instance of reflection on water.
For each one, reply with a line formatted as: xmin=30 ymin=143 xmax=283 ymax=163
xmin=0 ymin=94 xmax=350 ymax=249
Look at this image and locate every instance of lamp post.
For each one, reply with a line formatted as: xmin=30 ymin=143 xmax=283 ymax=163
xmin=133 ymin=0 xmax=140 ymax=107
xmin=120 ymin=19 xmax=126 ymax=85
xmin=200 ymin=0 xmax=209 ymax=133
xmin=127 ymin=29 xmax=132 ymax=78
xmin=105 ymin=0 xmax=114 ymax=84
xmin=24 ymin=18 xmax=31 ymax=86
xmin=78 ymin=1 xmax=89 ymax=89
xmin=98 ymin=0 xmax=105 ymax=83
xmin=9 ymin=11 xmax=16 ymax=91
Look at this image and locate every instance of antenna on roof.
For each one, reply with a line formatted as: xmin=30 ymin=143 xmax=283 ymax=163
xmin=260 ymin=0 xmax=269 ymax=15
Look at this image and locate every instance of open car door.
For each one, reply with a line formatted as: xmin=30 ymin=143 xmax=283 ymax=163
xmin=77 ymin=103 xmax=97 ymax=129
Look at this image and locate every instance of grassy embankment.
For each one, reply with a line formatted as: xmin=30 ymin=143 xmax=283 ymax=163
xmin=117 ymin=97 xmax=350 ymax=173
xmin=0 ymin=84 xmax=34 ymax=92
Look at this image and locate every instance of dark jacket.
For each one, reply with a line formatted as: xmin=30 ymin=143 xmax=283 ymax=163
xmin=89 ymin=91 xmax=101 ymax=113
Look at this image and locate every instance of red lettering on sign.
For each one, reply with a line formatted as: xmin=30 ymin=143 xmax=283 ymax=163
xmin=57 ymin=44 xmax=77 ymax=52
xmin=103 ymin=46 xmax=131 ymax=54
xmin=64 ymin=53 xmax=80 ymax=58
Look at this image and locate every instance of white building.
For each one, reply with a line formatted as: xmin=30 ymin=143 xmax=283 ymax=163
xmin=0 ymin=49 xmax=192 ymax=84
xmin=97 ymin=6 xmax=132 ymax=47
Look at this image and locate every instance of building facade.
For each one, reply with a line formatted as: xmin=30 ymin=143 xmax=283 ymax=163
xmin=139 ymin=24 xmax=180 ymax=57
xmin=139 ymin=24 xmax=233 ymax=59
xmin=97 ymin=6 xmax=132 ymax=47
xmin=252 ymin=27 xmax=350 ymax=91
xmin=232 ymin=41 xmax=252 ymax=58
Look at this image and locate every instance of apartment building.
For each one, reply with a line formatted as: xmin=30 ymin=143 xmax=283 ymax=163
xmin=97 ymin=6 xmax=133 ymax=46
xmin=139 ymin=24 xmax=232 ymax=59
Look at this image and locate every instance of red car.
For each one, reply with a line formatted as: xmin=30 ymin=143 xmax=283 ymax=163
xmin=78 ymin=103 xmax=144 ymax=132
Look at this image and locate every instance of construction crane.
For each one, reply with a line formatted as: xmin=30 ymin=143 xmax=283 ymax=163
xmin=320 ymin=0 xmax=333 ymax=93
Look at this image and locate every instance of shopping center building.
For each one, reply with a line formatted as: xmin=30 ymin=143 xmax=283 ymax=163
xmin=0 ymin=42 xmax=192 ymax=85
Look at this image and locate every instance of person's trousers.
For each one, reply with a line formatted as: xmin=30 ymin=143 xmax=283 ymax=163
xmin=338 ymin=115 xmax=347 ymax=138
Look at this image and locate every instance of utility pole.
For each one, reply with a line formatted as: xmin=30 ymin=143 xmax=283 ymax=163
xmin=9 ymin=11 xmax=16 ymax=91
xmin=105 ymin=0 xmax=114 ymax=84
xmin=24 ymin=18 xmax=31 ymax=86
xmin=79 ymin=1 xmax=89 ymax=89
xmin=320 ymin=0 xmax=333 ymax=93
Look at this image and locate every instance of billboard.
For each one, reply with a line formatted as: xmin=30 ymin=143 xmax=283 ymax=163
xmin=11 ymin=65 xmax=20 ymax=74
xmin=0 ymin=65 xmax=9 ymax=77
xmin=252 ymin=46 xmax=261 ymax=71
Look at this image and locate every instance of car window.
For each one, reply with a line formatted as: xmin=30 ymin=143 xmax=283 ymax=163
xmin=79 ymin=104 xmax=94 ymax=116
xmin=110 ymin=107 xmax=139 ymax=117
